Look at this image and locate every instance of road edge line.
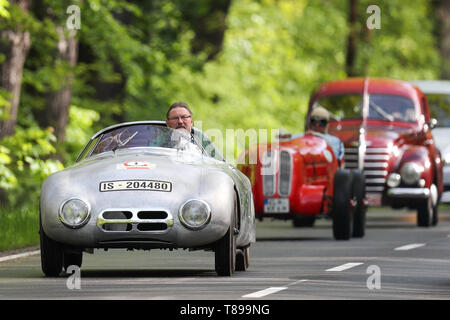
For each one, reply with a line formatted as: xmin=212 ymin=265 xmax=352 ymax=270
xmin=0 ymin=250 xmax=40 ymax=263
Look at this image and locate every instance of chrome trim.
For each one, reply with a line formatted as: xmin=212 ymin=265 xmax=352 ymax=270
xmin=363 ymin=162 xmax=389 ymax=168
xmin=365 ymin=178 xmax=387 ymax=184
xmin=365 ymin=155 xmax=390 ymax=161
xmin=262 ymin=150 xmax=277 ymax=197
xmin=364 ymin=170 xmax=388 ymax=176
xmin=278 ymin=150 xmax=292 ymax=197
xmin=365 ymin=148 xmax=390 ymax=153
xmin=358 ymin=127 xmax=366 ymax=171
xmin=387 ymin=188 xmax=430 ymax=199
xmin=97 ymin=209 xmax=174 ymax=232
xmin=59 ymin=197 xmax=91 ymax=229
xmin=179 ymin=199 xmax=211 ymax=231
xmin=366 ymin=186 xmax=385 ymax=192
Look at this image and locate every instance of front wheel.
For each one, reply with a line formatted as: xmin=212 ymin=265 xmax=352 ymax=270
xmin=417 ymin=184 xmax=439 ymax=227
xmin=351 ymin=170 xmax=366 ymax=238
xmin=215 ymin=226 xmax=236 ymax=276
xmin=63 ymin=251 xmax=83 ymax=271
xmin=332 ymin=169 xmax=354 ymax=240
xmin=40 ymin=226 xmax=63 ymax=277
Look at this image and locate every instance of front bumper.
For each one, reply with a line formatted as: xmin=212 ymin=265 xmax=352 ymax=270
xmin=387 ymin=187 xmax=430 ymax=199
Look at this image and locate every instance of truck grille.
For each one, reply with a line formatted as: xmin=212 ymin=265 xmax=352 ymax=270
xmin=344 ymin=147 xmax=390 ymax=193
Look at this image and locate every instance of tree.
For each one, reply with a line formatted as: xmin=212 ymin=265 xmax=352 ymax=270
xmin=0 ymin=0 xmax=31 ymax=138
xmin=47 ymin=27 xmax=78 ymax=143
xmin=345 ymin=0 xmax=359 ymax=77
xmin=179 ymin=0 xmax=233 ymax=60
xmin=434 ymin=0 xmax=450 ymax=79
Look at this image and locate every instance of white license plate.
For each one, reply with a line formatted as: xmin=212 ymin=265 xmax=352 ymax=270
xmin=264 ymin=198 xmax=289 ymax=213
xmin=366 ymin=193 xmax=382 ymax=206
xmin=99 ymin=180 xmax=172 ymax=192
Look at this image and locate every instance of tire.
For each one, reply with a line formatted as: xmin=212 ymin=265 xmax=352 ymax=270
xmin=417 ymin=183 xmax=439 ymax=227
xmin=431 ymin=204 xmax=439 ymax=226
xmin=215 ymin=200 xmax=237 ymax=276
xmin=40 ymin=223 xmax=63 ymax=277
xmin=215 ymin=226 xmax=236 ymax=276
xmin=235 ymin=246 xmax=250 ymax=272
xmin=292 ymin=215 xmax=316 ymax=227
xmin=417 ymin=197 xmax=432 ymax=227
xmin=351 ymin=170 xmax=366 ymax=238
xmin=332 ymin=169 xmax=354 ymax=240
xmin=63 ymin=251 xmax=83 ymax=271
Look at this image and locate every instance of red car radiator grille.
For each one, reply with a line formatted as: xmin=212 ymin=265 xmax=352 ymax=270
xmin=344 ymin=147 xmax=389 ymax=193
xmin=262 ymin=150 xmax=292 ymax=197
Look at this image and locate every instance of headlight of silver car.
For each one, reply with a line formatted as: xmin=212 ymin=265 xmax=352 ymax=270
xmin=179 ymin=199 xmax=211 ymax=230
xmin=400 ymin=163 xmax=424 ymax=185
xmin=59 ymin=198 xmax=91 ymax=228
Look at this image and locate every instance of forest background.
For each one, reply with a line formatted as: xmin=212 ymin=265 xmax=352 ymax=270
xmin=1 ymin=0 xmax=449 ymax=250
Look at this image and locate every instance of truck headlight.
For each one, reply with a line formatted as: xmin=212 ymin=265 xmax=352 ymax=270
xmin=59 ymin=198 xmax=91 ymax=228
xmin=387 ymin=173 xmax=401 ymax=187
xmin=179 ymin=199 xmax=211 ymax=230
xmin=400 ymin=163 xmax=424 ymax=185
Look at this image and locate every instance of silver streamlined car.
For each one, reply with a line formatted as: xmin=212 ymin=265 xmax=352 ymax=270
xmin=40 ymin=121 xmax=256 ymax=277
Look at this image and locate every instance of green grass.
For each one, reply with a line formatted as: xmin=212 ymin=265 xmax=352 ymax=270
xmin=0 ymin=204 xmax=40 ymax=251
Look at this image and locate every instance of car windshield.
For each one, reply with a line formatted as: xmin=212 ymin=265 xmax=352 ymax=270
xmin=87 ymin=124 xmax=203 ymax=157
xmin=426 ymin=93 xmax=450 ymax=127
xmin=312 ymin=93 xmax=416 ymax=122
xmin=313 ymin=94 xmax=363 ymax=120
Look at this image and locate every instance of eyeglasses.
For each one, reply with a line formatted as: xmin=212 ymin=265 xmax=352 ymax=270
xmin=310 ymin=117 xmax=328 ymax=127
xmin=167 ymin=115 xmax=192 ymax=121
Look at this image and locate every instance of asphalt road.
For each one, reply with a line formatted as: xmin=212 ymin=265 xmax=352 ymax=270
xmin=1 ymin=206 xmax=450 ymax=302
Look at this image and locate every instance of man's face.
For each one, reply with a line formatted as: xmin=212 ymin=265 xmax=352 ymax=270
xmin=309 ymin=116 xmax=328 ymax=134
xmin=166 ymin=107 xmax=193 ymax=133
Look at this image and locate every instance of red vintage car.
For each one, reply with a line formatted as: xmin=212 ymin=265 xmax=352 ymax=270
xmin=237 ymin=131 xmax=367 ymax=240
xmin=307 ymin=77 xmax=443 ymax=227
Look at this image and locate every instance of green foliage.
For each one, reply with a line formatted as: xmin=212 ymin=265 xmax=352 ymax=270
xmin=0 ymin=0 xmax=9 ymax=19
xmin=356 ymin=0 xmax=440 ymax=79
xmin=65 ymin=105 xmax=100 ymax=162
xmin=0 ymin=126 xmax=64 ymax=205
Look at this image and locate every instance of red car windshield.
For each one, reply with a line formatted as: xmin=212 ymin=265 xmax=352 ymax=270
xmin=313 ymin=93 xmax=417 ymax=122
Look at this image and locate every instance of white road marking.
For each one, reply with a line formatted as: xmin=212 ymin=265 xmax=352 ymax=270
xmin=242 ymin=287 xmax=288 ymax=298
xmin=0 ymin=250 xmax=40 ymax=263
xmin=326 ymin=262 xmax=364 ymax=272
xmin=286 ymin=279 xmax=309 ymax=286
xmin=242 ymin=279 xmax=309 ymax=298
xmin=394 ymin=243 xmax=426 ymax=251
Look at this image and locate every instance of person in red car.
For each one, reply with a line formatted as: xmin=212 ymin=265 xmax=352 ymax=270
xmin=307 ymin=106 xmax=344 ymax=164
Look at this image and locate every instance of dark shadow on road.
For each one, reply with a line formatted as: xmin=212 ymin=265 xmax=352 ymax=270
xmin=77 ymin=269 xmax=217 ymax=278
xmin=256 ymin=237 xmax=332 ymax=241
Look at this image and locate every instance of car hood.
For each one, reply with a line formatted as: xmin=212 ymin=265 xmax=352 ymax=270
xmin=330 ymin=121 xmax=417 ymax=148
xmin=42 ymin=148 xmax=229 ymax=200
